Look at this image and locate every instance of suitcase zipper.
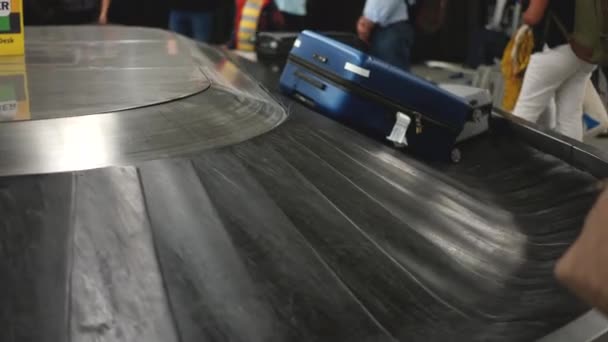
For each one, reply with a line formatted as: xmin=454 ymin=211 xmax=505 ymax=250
xmin=287 ymin=54 xmax=459 ymax=132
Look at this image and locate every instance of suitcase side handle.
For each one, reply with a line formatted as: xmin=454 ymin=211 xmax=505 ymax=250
xmin=294 ymin=70 xmax=327 ymax=91
xmin=292 ymin=92 xmax=316 ymax=108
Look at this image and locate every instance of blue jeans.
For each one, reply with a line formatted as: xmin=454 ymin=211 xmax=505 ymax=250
xmin=370 ymin=21 xmax=414 ymax=71
xmin=169 ymin=10 xmax=214 ymax=42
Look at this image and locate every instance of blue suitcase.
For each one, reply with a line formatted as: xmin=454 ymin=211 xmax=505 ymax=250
xmin=279 ymin=31 xmax=491 ymax=161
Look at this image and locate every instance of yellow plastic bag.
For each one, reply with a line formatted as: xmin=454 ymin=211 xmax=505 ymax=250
xmin=501 ymin=25 xmax=534 ymax=110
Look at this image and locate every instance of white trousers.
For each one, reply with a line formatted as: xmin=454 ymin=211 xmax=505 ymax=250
xmin=514 ymin=44 xmax=596 ymax=141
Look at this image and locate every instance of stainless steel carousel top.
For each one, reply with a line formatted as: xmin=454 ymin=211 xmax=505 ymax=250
xmin=0 ymin=26 xmax=286 ymax=176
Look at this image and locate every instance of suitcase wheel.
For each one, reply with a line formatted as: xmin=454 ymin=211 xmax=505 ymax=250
xmin=450 ymin=148 xmax=462 ymax=163
xmin=472 ymin=109 xmax=484 ymax=123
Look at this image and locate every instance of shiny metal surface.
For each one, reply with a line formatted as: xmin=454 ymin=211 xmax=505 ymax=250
xmin=0 ymin=26 xmax=212 ymax=121
xmin=0 ymin=27 xmax=286 ymax=176
xmin=538 ymin=311 xmax=608 ymax=342
xmin=0 ymin=26 xmax=606 ymax=342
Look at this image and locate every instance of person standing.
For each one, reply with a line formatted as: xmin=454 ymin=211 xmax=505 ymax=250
xmin=107 ymin=0 xmax=169 ymax=29
xmin=40 ymin=0 xmax=111 ymax=25
xmin=169 ymin=0 xmax=220 ymax=42
xmin=513 ymin=0 xmax=596 ymax=141
xmin=274 ymin=0 xmax=307 ymax=31
xmin=357 ymin=0 xmax=415 ymax=71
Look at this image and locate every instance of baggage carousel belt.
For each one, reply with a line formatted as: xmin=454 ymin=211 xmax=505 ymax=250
xmin=0 ymin=29 xmax=604 ymax=342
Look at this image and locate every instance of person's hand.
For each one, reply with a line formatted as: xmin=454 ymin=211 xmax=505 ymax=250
xmin=357 ymin=16 xmax=375 ymax=44
xmin=98 ymin=13 xmax=108 ymax=25
xmin=523 ymin=0 xmax=549 ymax=26
xmin=556 ymin=186 xmax=608 ymax=315
xmin=514 ymin=24 xmax=530 ymax=45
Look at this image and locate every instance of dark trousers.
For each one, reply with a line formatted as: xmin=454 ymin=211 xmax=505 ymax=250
xmin=169 ymin=10 xmax=215 ymax=43
xmin=281 ymin=12 xmax=307 ymax=31
xmin=370 ymin=20 xmax=414 ymax=71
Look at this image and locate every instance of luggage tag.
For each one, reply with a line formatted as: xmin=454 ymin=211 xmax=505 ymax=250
xmin=387 ymin=112 xmax=412 ymax=147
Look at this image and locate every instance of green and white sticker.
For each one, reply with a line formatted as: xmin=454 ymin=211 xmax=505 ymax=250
xmin=0 ymin=0 xmax=10 ymax=32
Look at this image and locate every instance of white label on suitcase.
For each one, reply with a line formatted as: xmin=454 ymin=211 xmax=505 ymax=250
xmin=344 ymin=63 xmax=370 ymax=78
xmin=294 ymin=39 xmax=301 ymax=48
xmin=387 ymin=112 xmax=411 ymax=146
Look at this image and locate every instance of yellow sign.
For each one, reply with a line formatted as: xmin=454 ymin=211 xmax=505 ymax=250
xmin=0 ymin=0 xmax=24 ymax=56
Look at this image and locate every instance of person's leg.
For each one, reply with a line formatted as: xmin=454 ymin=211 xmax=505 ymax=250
xmin=280 ymin=12 xmax=296 ymax=31
xmin=537 ymin=98 xmax=557 ymax=130
xmin=513 ymin=45 xmax=582 ymax=124
xmin=293 ymin=14 xmax=307 ymax=32
xmin=281 ymin=12 xmax=306 ymax=31
xmin=169 ymin=10 xmax=192 ymax=38
xmin=370 ymin=24 xmax=409 ymax=70
xmin=190 ymin=11 xmax=215 ymax=43
xmin=553 ymin=48 xmax=596 ymax=141
xmin=398 ymin=22 xmax=414 ymax=71
xmin=370 ymin=21 xmax=414 ymax=71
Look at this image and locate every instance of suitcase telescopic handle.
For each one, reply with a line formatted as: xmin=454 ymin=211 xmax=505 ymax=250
xmin=294 ymin=70 xmax=327 ymax=90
